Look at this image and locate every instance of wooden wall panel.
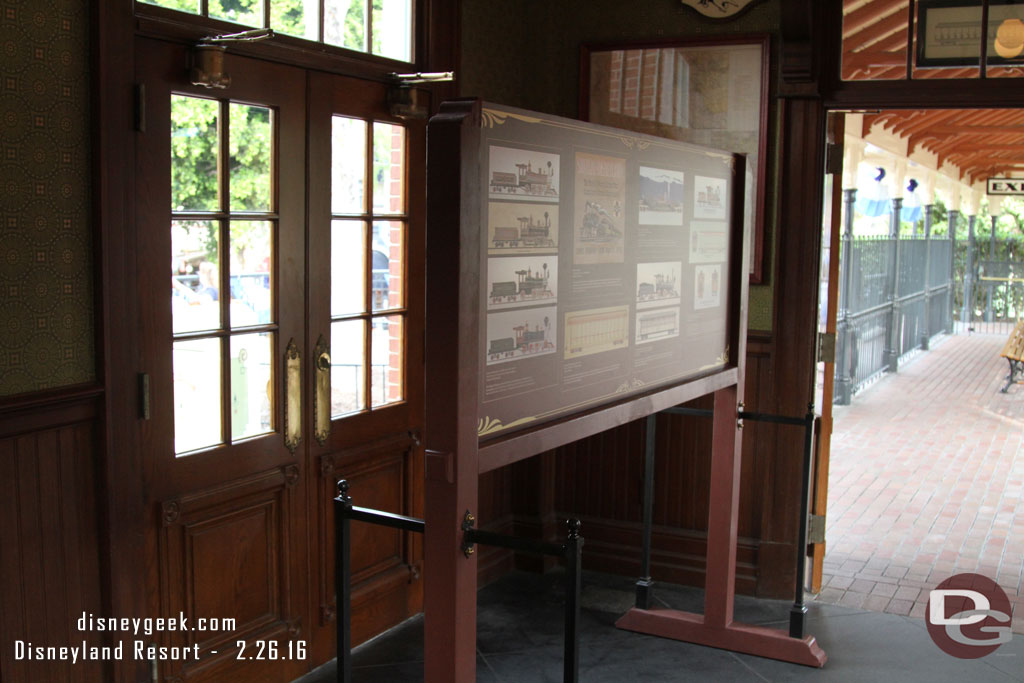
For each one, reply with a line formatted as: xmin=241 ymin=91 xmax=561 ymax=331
xmin=0 ymin=414 xmax=105 ymax=683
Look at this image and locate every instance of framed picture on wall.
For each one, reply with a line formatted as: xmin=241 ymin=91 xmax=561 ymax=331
xmin=582 ymin=36 xmax=771 ymax=283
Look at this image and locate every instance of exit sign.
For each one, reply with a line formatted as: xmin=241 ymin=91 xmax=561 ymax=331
xmin=988 ymin=178 xmax=1024 ymax=195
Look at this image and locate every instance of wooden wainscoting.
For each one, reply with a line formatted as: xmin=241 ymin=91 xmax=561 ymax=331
xmin=0 ymin=385 xmax=106 ymax=683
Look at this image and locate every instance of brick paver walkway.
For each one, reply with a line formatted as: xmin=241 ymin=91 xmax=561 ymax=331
xmin=816 ymin=333 xmax=1024 ymax=633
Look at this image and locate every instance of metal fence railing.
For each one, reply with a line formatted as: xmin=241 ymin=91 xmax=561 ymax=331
xmin=955 ymin=235 xmax=1024 ymax=335
xmin=835 ymin=234 xmax=953 ymax=405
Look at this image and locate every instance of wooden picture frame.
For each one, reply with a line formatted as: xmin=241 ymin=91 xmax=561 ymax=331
xmin=582 ymin=36 xmax=771 ymax=284
xmin=916 ymin=0 xmax=1024 ymax=68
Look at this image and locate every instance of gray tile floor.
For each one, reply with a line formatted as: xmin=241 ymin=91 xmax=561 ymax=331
xmin=298 ymin=570 xmax=1024 ymax=682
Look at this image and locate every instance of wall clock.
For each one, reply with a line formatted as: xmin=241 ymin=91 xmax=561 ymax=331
xmin=680 ymin=0 xmax=764 ymax=19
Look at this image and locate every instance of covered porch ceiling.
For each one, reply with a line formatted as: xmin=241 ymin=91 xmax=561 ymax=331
xmin=841 ymin=1 xmax=1024 ymax=195
xmin=862 ymin=109 xmax=1024 ymax=186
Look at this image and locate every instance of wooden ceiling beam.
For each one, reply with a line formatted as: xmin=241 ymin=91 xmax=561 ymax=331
xmin=843 ymin=0 xmax=906 ymax=38
xmin=845 ymin=11 xmax=909 ymax=51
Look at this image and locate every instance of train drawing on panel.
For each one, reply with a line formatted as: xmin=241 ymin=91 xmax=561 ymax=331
xmin=486 ymin=307 xmax=557 ymax=365
xmin=489 ymin=263 xmax=553 ymax=305
xmin=563 ymin=306 xmax=630 ymax=359
xmin=636 ymin=308 xmax=680 ymax=344
xmin=638 ymin=167 xmax=685 ymax=226
xmin=490 ymin=162 xmax=557 ymax=197
xmin=487 ymin=257 xmax=558 ymax=309
xmin=579 ymin=201 xmax=622 ymax=243
xmin=636 ymin=262 xmax=682 ymax=309
xmin=492 ymin=211 xmax=555 ymax=249
xmin=637 ymin=272 xmax=678 ymax=302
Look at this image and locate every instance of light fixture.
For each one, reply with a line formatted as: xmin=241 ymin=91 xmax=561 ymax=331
xmin=190 ymin=28 xmax=273 ymax=90
xmin=995 ymin=18 xmax=1024 ymax=59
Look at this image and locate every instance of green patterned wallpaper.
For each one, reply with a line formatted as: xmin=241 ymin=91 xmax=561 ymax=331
xmin=0 ymin=0 xmax=95 ymax=396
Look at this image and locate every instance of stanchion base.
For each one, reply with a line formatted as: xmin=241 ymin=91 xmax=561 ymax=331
xmin=615 ymin=607 xmax=827 ymax=668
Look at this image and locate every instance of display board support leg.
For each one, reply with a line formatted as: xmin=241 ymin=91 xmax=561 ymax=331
xmin=616 ymin=388 xmax=827 ymax=668
xmin=635 ymin=413 xmax=657 ymax=610
xmin=424 ymin=450 xmax=478 ymax=683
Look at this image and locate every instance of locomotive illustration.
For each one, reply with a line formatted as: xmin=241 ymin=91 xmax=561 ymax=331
xmin=489 ymin=263 xmax=552 ymax=304
xmin=579 ymin=201 xmax=622 ymax=242
xmin=492 ymin=211 xmax=555 ymax=249
xmin=490 ymin=161 xmax=557 ymax=197
xmin=637 ymin=272 xmax=679 ymax=302
xmin=637 ymin=309 xmax=678 ymax=342
xmin=488 ymin=317 xmax=554 ymax=361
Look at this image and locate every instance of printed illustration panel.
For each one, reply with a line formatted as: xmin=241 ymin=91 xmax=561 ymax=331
xmin=488 ymin=146 xmax=560 ymax=202
xmin=487 ymin=203 xmax=559 ymax=255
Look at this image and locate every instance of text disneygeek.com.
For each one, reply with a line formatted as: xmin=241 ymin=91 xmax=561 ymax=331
xmin=13 ymin=612 xmax=308 ymax=664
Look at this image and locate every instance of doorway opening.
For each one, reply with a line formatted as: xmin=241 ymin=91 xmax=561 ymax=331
xmin=813 ymin=109 xmax=1024 ymax=629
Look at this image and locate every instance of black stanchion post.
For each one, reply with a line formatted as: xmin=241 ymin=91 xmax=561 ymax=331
xmin=636 ymin=413 xmax=656 ymax=609
xmin=564 ymin=519 xmax=583 ymax=683
xmin=335 ymin=480 xmax=353 ymax=683
xmin=789 ymin=406 xmax=815 ymax=639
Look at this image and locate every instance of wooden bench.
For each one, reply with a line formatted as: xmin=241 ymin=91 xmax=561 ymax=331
xmin=1000 ymin=320 xmax=1024 ymax=393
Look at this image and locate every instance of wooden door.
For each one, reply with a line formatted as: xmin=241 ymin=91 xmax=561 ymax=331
xmin=137 ymin=36 xmax=310 ymax=682
xmin=136 ymin=37 xmax=425 ymax=680
xmin=810 ymin=112 xmax=845 ymax=593
xmin=304 ymin=70 xmax=427 ymax=661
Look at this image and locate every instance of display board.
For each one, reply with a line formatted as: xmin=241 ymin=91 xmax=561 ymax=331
xmin=476 ymin=105 xmax=743 ymax=440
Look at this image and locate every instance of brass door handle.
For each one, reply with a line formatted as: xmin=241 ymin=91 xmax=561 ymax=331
xmin=314 ymin=336 xmax=330 ymax=446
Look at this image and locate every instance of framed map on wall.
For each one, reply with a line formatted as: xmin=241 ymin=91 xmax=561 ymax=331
xmin=583 ymin=36 xmax=770 ymax=283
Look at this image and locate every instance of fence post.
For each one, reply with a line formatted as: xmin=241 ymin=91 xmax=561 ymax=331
xmin=835 ymin=189 xmax=856 ymax=405
xmin=922 ymin=205 xmax=933 ymax=349
xmin=948 ymin=210 xmax=956 ymax=333
xmin=884 ymin=198 xmax=903 ymax=372
xmin=987 ymin=215 xmax=997 ymax=322
xmin=962 ymin=214 xmax=975 ymax=329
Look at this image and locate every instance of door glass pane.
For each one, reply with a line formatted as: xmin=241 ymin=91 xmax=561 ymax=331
xmin=332 ymin=220 xmax=366 ymax=315
xmin=372 ymin=0 xmax=412 ymax=62
xmin=331 ymin=319 xmax=365 ymax=416
xmin=172 ymin=220 xmax=221 ymax=333
xmin=230 ymin=103 xmax=273 ymax=212
xmin=209 ymin=0 xmax=263 ymax=26
xmin=371 ymin=314 xmax=403 ymax=407
xmin=271 ymin=0 xmax=320 ymax=40
xmin=373 ymin=122 xmax=405 ymax=213
xmin=332 ymin=116 xmax=367 ymax=214
xmin=324 ymin=0 xmax=366 ymax=51
xmin=230 ymin=220 xmax=273 ymax=327
xmin=231 ymin=332 xmax=274 ymax=440
xmin=174 ymin=338 xmax=222 ymax=453
xmin=371 ymin=220 xmax=402 ymax=311
xmin=171 ymin=95 xmax=219 ymax=212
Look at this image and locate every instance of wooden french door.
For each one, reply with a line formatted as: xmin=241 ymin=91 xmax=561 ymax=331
xmin=135 ymin=37 xmax=425 ymax=681
xmin=810 ymin=112 xmax=845 ymax=593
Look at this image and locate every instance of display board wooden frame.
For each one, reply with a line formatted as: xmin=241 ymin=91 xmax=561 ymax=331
xmin=420 ymin=99 xmax=825 ymax=682
xmin=581 ymin=36 xmax=771 ymax=284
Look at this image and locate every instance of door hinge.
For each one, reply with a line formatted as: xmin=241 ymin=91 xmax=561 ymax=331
xmin=808 ymin=514 xmax=826 ymax=544
xmin=825 ymin=142 xmax=842 ymax=176
xmin=134 ymin=83 xmax=145 ymax=133
xmin=138 ymin=372 xmax=151 ymax=420
xmin=817 ymin=331 xmax=836 ymax=364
